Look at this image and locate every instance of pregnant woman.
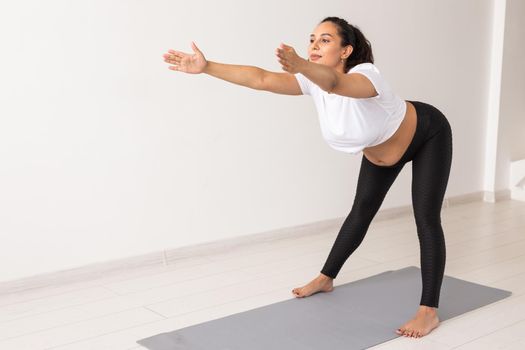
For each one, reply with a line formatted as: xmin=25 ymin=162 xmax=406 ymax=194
xmin=163 ymin=16 xmax=453 ymax=339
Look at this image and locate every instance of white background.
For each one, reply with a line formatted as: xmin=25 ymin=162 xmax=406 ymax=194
xmin=0 ymin=0 xmax=522 ymax=282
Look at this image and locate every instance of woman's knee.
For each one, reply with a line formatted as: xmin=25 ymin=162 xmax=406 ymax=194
xmin=351 ymin=195 xmax=382 ymax=217
xmin=415 ymin=217 xmax=443 ymax=234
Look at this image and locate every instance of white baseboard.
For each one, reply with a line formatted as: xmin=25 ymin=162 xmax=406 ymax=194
xmin=0 ymin=191 xmax=498 ymax=295
xmin=510 ymin=159 xmax=525 ymax=202
xmin=483 ymin=189 xmax=512 ymax=203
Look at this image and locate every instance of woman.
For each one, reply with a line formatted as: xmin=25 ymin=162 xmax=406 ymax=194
xmin=163 ymin=16 xmax=452 ymax=339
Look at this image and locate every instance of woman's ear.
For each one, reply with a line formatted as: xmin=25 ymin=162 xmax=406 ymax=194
xmin=346 ymin=45 xmax=354 ymax=58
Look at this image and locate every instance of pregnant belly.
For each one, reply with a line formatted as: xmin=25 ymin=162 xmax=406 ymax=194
xmin=362 ymin=101 xmax=417 ymax=166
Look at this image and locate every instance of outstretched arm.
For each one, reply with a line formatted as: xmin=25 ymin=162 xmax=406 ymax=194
xmin=276 ymin=43 xmax=377 ymax=98
xmin=163 ymin=42 xmax=302 ymax=94
xmin=300 ymin=61 xmax=378 ymax=98
xmin=163 ymin=42 xmax=265 ymax=90
xmin=275 ymin=43 xmax=335 ymax=92
xmin=300 ymin=61 xmax=339 ymax=93
xmin=203 ymin=61 xmax=265 ymax=90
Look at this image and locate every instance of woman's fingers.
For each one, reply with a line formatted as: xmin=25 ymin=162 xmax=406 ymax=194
xmin=165 ymin=50 xmax=185 ymax=59
xmin=163 ymin=51 xmax=186 ymax=65
xmin=163 ymin=54 xmax=180 ymax=60
xmin=163 ymin=56 xmax=180 ymax=65
xmin=164 ymin=53 xmax=183 ymax=59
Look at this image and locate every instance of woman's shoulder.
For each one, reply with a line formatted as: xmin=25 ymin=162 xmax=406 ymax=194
xmin=348 ymin=62 xmax=379 ymax=73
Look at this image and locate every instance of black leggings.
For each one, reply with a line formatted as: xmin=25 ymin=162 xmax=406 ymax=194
xmin=320 ymin=100 xmax=453 ymax=308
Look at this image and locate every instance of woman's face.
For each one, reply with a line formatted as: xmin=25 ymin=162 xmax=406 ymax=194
xmin=308 ymin=21 xmax=353 ymax=72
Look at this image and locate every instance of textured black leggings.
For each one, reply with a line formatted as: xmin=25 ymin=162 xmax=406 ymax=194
xmin=320 ymin=100 xmax=453 ymax=308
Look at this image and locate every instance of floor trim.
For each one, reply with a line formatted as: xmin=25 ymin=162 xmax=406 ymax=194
xmin=0 ymin=191 xmax=492 ymax=295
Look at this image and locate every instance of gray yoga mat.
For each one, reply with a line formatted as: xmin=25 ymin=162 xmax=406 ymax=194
xmin=136 ymin=266 xmax=512 ymax=350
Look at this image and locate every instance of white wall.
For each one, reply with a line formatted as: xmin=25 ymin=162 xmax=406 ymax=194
xmin=0 ymin=0 xmax=499 ymax=282
xmin=497 ymin=0 xmax=525 ymax=189
xmin=483 ymin=0 xmax=525 ymax=199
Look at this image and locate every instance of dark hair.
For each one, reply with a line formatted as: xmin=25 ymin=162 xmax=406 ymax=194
xmin=320 ymin=17 xmax=374 ymax=73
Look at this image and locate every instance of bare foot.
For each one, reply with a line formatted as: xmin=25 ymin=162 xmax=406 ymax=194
xmin=292 ymin=273 xmax=334 ymax=298
xmin=395 ymin=305 xmax=440 ymax=338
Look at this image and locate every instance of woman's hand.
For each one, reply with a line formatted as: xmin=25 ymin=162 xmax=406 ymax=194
xmin=163 ymin=41 xmax=207 ymax=74
xmin=275 ymin=43 xmax=307 ymax=74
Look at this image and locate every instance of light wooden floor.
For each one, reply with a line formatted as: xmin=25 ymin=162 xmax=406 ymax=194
xmin=1 ymin=199 xmax=524 ymax=349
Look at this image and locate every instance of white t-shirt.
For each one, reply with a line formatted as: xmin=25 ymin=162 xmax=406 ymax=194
xmin=294 ymin=62 xmax=406 ymax=154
